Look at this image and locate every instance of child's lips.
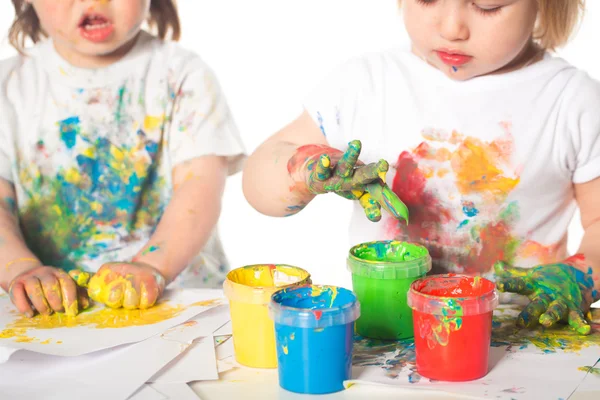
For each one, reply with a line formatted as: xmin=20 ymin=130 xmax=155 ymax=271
xmin=78 ymin=13 xmax=114 ymax=43
xmin=435 ymin=50 xmax=473 ymax=67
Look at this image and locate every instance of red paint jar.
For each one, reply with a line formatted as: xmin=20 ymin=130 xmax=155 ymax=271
xmin=407 ymin=274 xmax=498 ymax=381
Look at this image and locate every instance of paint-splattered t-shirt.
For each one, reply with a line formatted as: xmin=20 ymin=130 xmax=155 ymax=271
xmin=305 ymin=50 xmax=600 ymax=277
xmin=0 ymin=31 xmax=245 ymax=288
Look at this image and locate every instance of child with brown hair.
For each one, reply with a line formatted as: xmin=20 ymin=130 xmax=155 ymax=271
xmin=0 ymin=0 xmax=244 ymax=316
xmin=244 ymin=0 xmax=600 ymax=334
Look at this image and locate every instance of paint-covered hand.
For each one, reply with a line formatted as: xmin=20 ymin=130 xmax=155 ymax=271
xmin=291 ymin=140 xmax=408 ymax=222
xmin=494 ymin=261 xmax=595 ymax=335
xmin=78 ymin=262 xmax=166 ymax=310
xmin=9 ymin=266 xmax=89 ymax=317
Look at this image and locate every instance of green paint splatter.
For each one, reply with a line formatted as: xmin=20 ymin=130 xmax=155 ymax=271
xmin=578 ymin=366 xmax=600 ymax=376
xmin=141 ymin=245 xmax=160 ymax=256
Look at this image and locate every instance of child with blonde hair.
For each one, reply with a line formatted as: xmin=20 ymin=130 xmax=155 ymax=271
xmin=244 ymin=0 xmax=600 ymax=334
xmin=0 ymin=0 xmax=244 ymax=316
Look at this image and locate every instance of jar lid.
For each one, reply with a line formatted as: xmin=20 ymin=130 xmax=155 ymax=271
xmin=347 ymin=240 xmax=432 ymax=279
xmin=269 ymin=285 xmax=360 ymax=329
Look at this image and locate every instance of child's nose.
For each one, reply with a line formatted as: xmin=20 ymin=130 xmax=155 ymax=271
xmin=438 ymin=9 xmax=470 ymax=42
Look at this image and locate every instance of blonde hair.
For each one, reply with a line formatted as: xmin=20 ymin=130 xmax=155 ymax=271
xmin=8 ymin=0 xmax=181 ymax=53
xmin=535 ymin=0 xmax=585 ymax=50
xmin=397 ymin=0 xmax=585 ymax=50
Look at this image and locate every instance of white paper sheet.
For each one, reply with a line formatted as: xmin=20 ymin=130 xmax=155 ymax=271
xmin=150 ymin=383 xmax=200 ymax=400
xmin=149 ymin=336 xmax=218 ymax=383
xmin=213 ymin=321 xmax=232 ymax=336
xmin=128 ymin=384 xmax=167 ymax=400
xmin=0 ymin=346 xmax=19 ymax=363
xmin=159 ymin=304 xmax=230 ymax=343
xmin=0 ymin=289 xmax=224 ymax=356
xmin=348 ymin=305 xmax=600 ymax=400
xmin=0 ymin=333 xmax=191 ymax=400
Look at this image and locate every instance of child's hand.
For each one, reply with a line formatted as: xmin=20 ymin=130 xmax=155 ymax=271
xmin=292 ymin=140 xmax=408 ymax=222
xmin=494 ymin=261 xmax=595 ymax=335
xmin=75 ymin=262 xmax=167 ymax=310
xmin=8 ymin=266 xmax=89 ymax=317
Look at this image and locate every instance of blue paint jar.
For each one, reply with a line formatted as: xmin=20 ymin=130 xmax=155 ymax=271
xmin=269 ymin=285 xmax=360 ymax=394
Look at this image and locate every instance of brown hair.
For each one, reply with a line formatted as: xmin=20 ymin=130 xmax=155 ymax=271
xmin=8 ymin=0 xmax=181 ymax=53
xmin=535 ymin=0 xmax=585 ymax=50
xmin=397 ymin=0 xmax=585 ymax=50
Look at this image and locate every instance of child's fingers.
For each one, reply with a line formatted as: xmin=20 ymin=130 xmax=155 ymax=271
xmin=24 ymin=277 xmax=51 ymax=315
xmin=139 ymin=280 xmax=160 ymax=309
xmin=106 ymin=282 xmax=125 ymax=308
xmin=123 ymin=276 xmax=142 ymax=310
xmin=359 ymin=192 xmax=381 ymax=222
xmin=568 ymin=309 xmax=591 ymax=335
xmin=54 ymin=269 xmax=79 ymax=316
xmin=9 ymin=281 xmax=34 ymax=317
xmin=517 ymin=294 xmax=551 ymax=329
xmin=365 ymin=183 xmax=409 ymax=223
xmin=314 ymin=154 xmax=332 ymax=182
xmin=350 ymin=160 xmax=389 ymax=188
xmin=494 ymin=277 xmax=532 ymax=295
xmin=539 ymin=300 xmax=568 ymax=327
xmin=493 ymin=260 xmax=529 ymax=278
xmin=39 ymin=274 xmax=64 ymax=313
xmin=336 ymin=140 xmax=362 ymax=178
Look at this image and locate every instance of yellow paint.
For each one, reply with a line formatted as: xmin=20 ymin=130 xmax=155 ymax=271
xmin=290 ymin=332 xmax=295 ymax=340
xmin=378 ymin=170 xmax=387 ymax=183
xmin=282 ymin=344 xmax=288 ymax=355
xmin=310 ymin=285 xmax=338 ymax=308
xmin=351 ymin=190 xmax=363 ymax=199
xmin=69 ymin=270 xmax=91 ymax=287
xmin=143 ymin=115 xmax=164 ymax=131
xmin=224 ymin=265 xmax=311 ymax=369
xmin=321 ymin=156 xmax=330 ymax=168
xmin=190 ymin=299 xmax=222 ymax=307
xmin=451 ymin=138 xmax=519 ymax=196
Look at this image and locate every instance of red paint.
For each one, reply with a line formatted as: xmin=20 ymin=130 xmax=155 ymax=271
xmin=564 ymin=254 xmax=587 ymax=267
xmin=408 ymin=275 xmax=498 ymax=382
xmin=435 ymin=50 xmax=473 ymax=67
xmin=313 ymin=310 xmax=323 ymax=321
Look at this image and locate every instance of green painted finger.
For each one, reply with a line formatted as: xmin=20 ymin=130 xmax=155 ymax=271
xmin=539 ymin=300 xmax=569 ymax=327
xmin=495 ymin=277 xmax=532 ymax=295
xmin=568 ymin=309 xmax=592 ymax=335
xmin=315 ymin=154 xmax=332 ymax=182
xmin=336 ymin=191 xmax=360 ymax=200
xmin=336 ymin=140 xmax=362 ymax=178
xmin=365 ymin=183 xmax=409 ymax=224
xmin=517 ymin=294 xmax=551 ymax=329
xmin=351 ymin=160 xmax=388 ymax=187
xmin=493 ymin=261 xmax=530 ymax=278
xmin=359 ymin=192 xmax=381 ymax=222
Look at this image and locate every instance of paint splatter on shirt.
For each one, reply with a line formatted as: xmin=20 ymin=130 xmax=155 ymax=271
xmin=0 ymin=31 xmax=245 ymax=288
xmin=304 ymin=51 xmax=600 ymax=276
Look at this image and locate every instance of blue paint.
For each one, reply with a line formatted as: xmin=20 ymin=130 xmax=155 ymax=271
xmin=59 ymin=116 xmax=81 ymax=149
xmin=270 ymin=285 xmax=360 ymax=394
xmin=462 ymin=202 xmax=479 ymax=217
xmin=317 ymin=112 xmax=326 ymax=137
xmin=452 ymin=66 xmax=458 ymax=72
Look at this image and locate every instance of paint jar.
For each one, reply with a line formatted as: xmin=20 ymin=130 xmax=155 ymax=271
xmin=223 ymin=264 xmax=311 ymax=368
xmin=269 ymin=285 xmax=360 ymax=394
xmin=408 ymin=274 xmax=499 ymax=381
xmin=347 ymin=240 xmax=431 ymax=340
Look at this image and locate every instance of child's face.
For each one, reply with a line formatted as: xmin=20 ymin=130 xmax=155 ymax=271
xmin=403 ymin=0 xmax=539 ymax=80
xmin=28 ymin=0 xmax=151 ymax=65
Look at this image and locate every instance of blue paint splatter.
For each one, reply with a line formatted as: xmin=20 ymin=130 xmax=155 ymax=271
xmin=462 ymin=201 xmax=479 ymax=217
xmin=59 ymin=116 xmax=81 ymax=149
xmin=457 ymin=220 xmax=469 ymax=229
xmin=317 ymin=112 xmax=326 ymax=137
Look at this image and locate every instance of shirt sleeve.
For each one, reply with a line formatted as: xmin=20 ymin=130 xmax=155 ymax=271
xmin=167 ymin=58 xmax=245 ymax=176
xmin=566 ymin=73 xmax=600 ymax=184
xmin=303 ymin=57 xmax=368 ymax=150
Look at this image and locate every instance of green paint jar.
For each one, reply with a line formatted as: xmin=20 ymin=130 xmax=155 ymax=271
xmin=348 ymin=240 xmax=431 ymax=340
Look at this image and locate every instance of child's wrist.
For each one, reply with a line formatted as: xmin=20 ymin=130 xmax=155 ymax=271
xmin=1 ymin=257 xmax=43 ymax=291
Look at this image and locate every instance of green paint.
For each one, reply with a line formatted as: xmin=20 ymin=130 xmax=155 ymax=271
xmin=579 ymin=366 xmax=600 ymax=376
xmin=366 ymin=182 xmax=409 ymax=223
xmin=348 ymin=241 xmax=431 ymax=340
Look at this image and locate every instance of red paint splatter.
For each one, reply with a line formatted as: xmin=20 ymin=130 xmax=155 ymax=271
xmin=313 ymin=310 xmax=323 ymax=321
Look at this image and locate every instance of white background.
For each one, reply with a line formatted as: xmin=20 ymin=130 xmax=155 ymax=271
xmin=0 ymin=0 xmax=598 ymax=289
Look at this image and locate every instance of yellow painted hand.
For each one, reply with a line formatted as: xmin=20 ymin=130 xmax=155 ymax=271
xmin=71 ymin=262 xmax=166 ymax=310
xmin=9 ymin=265 xmax=89 ymax=317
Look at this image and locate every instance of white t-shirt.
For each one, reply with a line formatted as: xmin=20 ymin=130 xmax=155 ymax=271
xmin=305 ymin=49 xmax=600 ymax=276
xmin=0 ymin=31 xmax=245 ymax=288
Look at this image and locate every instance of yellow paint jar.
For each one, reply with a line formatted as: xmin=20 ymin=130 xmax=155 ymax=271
xmin=223 ymin=264 xmax=311 ymax=368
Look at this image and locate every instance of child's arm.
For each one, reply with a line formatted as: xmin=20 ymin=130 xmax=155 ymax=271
xmin=244 ymin=111 xmax=395 ymax=221
xmin=81 ymin=155 xmax=227 ymax=309
xmin=495 ymin=177 xmax=600 ymax=335
xmin=0 ymin=179 xmax=83 ymax=316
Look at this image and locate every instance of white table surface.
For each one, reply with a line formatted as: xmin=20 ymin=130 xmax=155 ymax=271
xmin=191 ymin=364 xmax=600 ymax=400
